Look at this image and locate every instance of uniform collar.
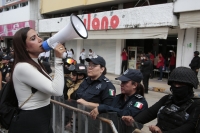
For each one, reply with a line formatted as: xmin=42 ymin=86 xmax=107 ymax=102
xmin=120 ymin=93 xmax=141 ymax=101
xmin=86 ymin=74 xmax=105 ymax=84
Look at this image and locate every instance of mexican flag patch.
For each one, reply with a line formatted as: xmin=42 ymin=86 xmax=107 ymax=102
xmin=109 ymin=89 xmax=115 ymax=96
xmin=134 ymin=102 xmax=143 ymax=109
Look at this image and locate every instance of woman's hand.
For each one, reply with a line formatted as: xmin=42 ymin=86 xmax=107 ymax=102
xmin=54 ymin=43 xmax=66 ymax=58
xmin=149 ymin=125 xmax=162 ymax=133
xmin=121 ymin=116 xmax=134 ymax=126
xmin=90 ymin=107 xmax=99 ymax=120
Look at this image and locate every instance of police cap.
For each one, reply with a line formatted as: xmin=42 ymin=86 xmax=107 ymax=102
xmin=86 ymin=55 xmax=106 ymax=67
xmin=115 ymin=69 xmax=143 ymax=83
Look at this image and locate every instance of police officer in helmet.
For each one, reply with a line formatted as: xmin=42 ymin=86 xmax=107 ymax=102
xmin=65 ymin=63 xmax=87 ymax=100
xmin=63 ymin=57 xmax=76 ymax=100
xmin=64 ymin=63 xmax=87 ymax=129
xmin=122 ymin=67 xmax=200 ymax=133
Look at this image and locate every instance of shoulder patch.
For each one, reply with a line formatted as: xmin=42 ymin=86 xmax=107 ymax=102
xmin=134 ymin=102 xmax=143 ymax=109
xmin=135 ymin=94 xmax=143 ymax=99
xmin=103 ymin=78 xmax=110 ymax=82
xmin=109 ymin=89 xmax=115 ymax=96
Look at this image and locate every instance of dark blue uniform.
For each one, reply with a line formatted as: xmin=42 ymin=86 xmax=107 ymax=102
xmin=98 ymin=93 xmax=148 ymax=117
xmin=1 ymin=64 xmax=11 ymax=82
xmin=76 ymin=75 xmax=116 ymax=105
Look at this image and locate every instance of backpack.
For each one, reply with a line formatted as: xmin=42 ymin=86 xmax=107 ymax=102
xmin=0 ymin=81 xmax=18 ymax=129
xmin=0 ymin=82 xmax=37 ymax=129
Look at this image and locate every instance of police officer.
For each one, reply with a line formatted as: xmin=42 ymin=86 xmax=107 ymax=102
xmin=64 ymin=63 xmax=87 ymax=129
xmin=1 ymin=55 xmax=11 ymax=83
xmin=189 ymin=51 xmax=200 ymax=75
xmin=63 ymin=57 xmax=77 ymax=99
xmin=90 ymin=69 xmax=148 ymax=119
xmin=76 ymin=55 xmax=116 ymax=108
xmin=122 ymin=67 xmax=200 ymax=133
xmin=64 ymin=63 xmax=87 ymax=100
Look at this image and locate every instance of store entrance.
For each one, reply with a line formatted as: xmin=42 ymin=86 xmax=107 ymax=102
xmin=125 ymin=36 xmax=178 ymax=70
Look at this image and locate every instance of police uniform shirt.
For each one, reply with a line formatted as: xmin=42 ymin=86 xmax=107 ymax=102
xmin=1 ymin=64 xmax=11 ymax=81
xmin=76 ymin=74 xmax=116 ymax=105
xmin=98 ymin=93 xmax=148 ymax=117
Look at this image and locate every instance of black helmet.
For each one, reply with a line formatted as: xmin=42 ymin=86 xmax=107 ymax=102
xmin=68 ymin=63 xmax=87 ymax=77
xmin=194 ymin=51 xmax=199 ymax=55
xmin=168 ymin=67 xmax=199 ymax=89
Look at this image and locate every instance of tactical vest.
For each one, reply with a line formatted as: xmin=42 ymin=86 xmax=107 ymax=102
xmin=157 ymin=96 xmax=194 ymax=131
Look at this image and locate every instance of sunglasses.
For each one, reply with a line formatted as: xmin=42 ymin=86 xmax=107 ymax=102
xmin=66 ymin=58 xmax=75 ymax=64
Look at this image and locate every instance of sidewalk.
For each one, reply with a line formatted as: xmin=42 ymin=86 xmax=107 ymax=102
xmin=105 ymin=73 xmax=200 ymax=96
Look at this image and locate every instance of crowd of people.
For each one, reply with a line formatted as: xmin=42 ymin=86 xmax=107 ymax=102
xmin=0 ymin=27 xmax=200 ymax=133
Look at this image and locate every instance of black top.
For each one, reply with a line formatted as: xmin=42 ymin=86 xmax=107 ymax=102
xmin=189 ymin=56 xmax=200 ymax=70
xmin=134 ymin=95 xmax=200 ymax=133
xmin=1 ymin=64 xmax=11 ymax=82
xmin=98 ymin=93 xmax=148 ymax=117
xmin=140 ymin=60 xmax=153 ymax=75
xmin=76 ymin=75 xmax=116 ymax=105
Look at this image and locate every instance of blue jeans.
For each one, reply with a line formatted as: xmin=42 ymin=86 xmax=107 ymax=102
xmin=159 ymin=66 xmax=163 ymax=80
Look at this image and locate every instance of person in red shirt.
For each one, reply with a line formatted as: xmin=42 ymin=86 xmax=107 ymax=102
xmin=121 ymin=48 xmax=128 ymax=74
xmin=169 ymin=51 xmax=176 ymax=73
xmin=157 ymin=53 xmax=165 ymax=81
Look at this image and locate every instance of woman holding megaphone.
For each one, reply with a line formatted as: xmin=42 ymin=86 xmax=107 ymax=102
xmin=8 ymin=27 xmax=66 ymax=133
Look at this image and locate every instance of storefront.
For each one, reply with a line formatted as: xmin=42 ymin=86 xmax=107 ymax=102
xmin=125 ymin=36 xmax=178 ymax=69
xmin=39 ymin=3 xmax=178 ymax=75
xmin=0 ymin=20 xmax=35 ymax=50
xmin=174 ymin=0 xmax=200 ymax=81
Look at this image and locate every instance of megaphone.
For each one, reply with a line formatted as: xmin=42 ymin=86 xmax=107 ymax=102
xmin=42 ymin=14 xmax=88 ymax=58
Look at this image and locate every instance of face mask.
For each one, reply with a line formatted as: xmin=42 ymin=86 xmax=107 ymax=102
xmin=170 ymin=85 xmax=190 ymax=100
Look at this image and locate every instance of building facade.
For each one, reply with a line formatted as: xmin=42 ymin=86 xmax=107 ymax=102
xmin=174 ymin=0 xmax=200 ymax=80
xmin=39 ymin=0 xmax=178 ymax=75
xmin=0 ymin=0 xmax=42 ymax=49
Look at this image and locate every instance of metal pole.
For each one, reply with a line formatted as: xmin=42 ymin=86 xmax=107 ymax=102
xmin=62 ymin=107 xmax=65 ymax=133
xmin=50 ymin=99 xmax=118 ymax=133
xmin=72 ymin=111 xmax=76 ymax=133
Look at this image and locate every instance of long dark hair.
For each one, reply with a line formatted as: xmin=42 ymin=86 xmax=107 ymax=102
xmin=12 ymin=27 xmax=51 ymax=80
xmin=132 ymin=81 xmax=145 ymax=96
xmin=71 ymin=49 xmax=74 ymax=55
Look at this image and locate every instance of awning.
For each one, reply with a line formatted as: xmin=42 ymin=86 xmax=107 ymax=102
xmin=179 ymin=11 xmax=200 ymax=29
xmin=86 ymin=27 xmax=169 ymax=39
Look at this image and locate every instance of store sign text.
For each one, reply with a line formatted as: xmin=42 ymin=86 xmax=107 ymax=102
xmin=0 ymin=20 xmax=35 ymax=37
xmin=83 ymin=14 xmax=120 ymax=30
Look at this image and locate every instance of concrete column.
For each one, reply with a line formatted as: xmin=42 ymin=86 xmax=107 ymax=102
xmin=115 ymin=39 xmax=124 ymax=75
xmin=153 ymin=39 xmax=159 ymax=55
xmin=176 ymin=28 xmax=197 ymax=67
xmin=118 ymin=4 xmax=123 ymax=9
xmin=76 ymin=40 xmax=83 ymax=61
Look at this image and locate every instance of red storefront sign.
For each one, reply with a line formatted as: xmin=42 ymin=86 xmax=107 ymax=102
xmin=0 ymin=20 xmax=35 ymax=37
xmin=83 ymin=14 xmax=120 ymax=30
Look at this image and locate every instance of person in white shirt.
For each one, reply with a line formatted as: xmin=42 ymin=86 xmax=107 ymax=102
xmin=88 ymin=49 xmax=95 ymax=59
xmin=38 ymin=52 xmax=45 ymax=61
xmin=67 ymin=48 xmax=74 ymax=58
xmin=44 ymin=51 xmax=50 ymax=62
xmin=79 ymin=48 xmax=86 ymax=64
xmin=9 ymin=27 xmax=66 ymax=133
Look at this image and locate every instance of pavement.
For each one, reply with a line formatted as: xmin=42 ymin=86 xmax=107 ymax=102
xmin=105 ymin=73 xmax=200 ymax=96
